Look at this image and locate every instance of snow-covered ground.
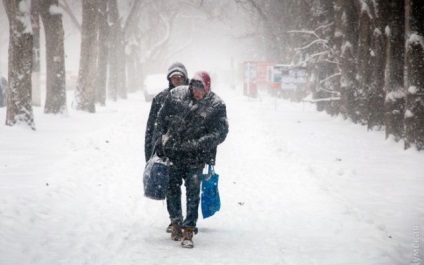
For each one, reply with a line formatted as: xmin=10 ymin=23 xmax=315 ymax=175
xmin=0 ymin=86 xmax=423 ymax=265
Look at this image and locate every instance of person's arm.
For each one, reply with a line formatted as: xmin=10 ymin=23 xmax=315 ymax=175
xmin=152 ymin=93 xmax=174 ymax=158
xmin=180 ymin=102 xmax=229 ymax=152
xmin=144 ymin=97 xmax=161 ymax=161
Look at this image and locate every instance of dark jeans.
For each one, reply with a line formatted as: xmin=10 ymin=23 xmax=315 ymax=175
xmin=167 ymin=164 xmax=203 ymax=229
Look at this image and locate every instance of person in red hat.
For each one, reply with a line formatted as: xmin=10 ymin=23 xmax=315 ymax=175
xmin=153 ymin=70 xmax=229 ymax=248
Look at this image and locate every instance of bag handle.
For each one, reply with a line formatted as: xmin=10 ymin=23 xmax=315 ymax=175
xmin=203 ymin=164 xmax=215 ymax=180
xmin=147 ymin=138 xmax=169 ymax=166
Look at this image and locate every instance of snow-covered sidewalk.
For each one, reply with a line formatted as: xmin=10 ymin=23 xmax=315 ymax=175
xmin=0 ymin=88 xmax=423 ymax=265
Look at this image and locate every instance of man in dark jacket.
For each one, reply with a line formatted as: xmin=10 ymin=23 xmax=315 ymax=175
xmin=144 ymin=62 xmax=189 ymax=161
xmin=153 ymin=71 xmax=229 ymax=248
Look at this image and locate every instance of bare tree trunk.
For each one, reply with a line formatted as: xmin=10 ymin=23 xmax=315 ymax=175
xmin=117 ymin=27 xmax=127 ymax=99
xmin=75 ymin=0 xmax=98 ymax=113
xmin=124 ymin=0 xmax=143 ymax=93
xmin=384 ymin=0 xmax=406 ymax=141
xmin=368 ymin=0 xmax=388 ymax=130
xmin=306 ymin=0 xmax=339 ymax=115
xmin=31 ymin=0 xmax=41 ymax=107
xmin=337 ymin=0 xmax=359 ymax=122
xmin=323 ymin=0 xmax=340 ymax=116
xmin=3 ymin=0 xmax=35 ymax=129
xmin=126 ymin=42 xmax=140 ymax=93
xmin=39 ymin=0 xmax=67 ymax=114
xmin=330 ymin=0 xmax=344 ymax=116
xmin=96 ymin=0 xmax=109 ymax=105
xmin=405 ymin=0 xmax=424 ymax=150
xmin=356 ymin=3 xmax=372 ymax=125
xmin=107 ymin=0 xmax=119 ymax=102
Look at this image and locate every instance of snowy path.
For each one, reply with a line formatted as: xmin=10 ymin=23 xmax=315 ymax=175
xmin=216 ymin=94 xmax=417 ymax=265
xmin=0 ymin=89 xmax=423 ymax=265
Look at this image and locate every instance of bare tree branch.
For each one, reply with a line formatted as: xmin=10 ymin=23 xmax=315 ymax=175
xmin=59 ymin=0 xmax=81 ymax=31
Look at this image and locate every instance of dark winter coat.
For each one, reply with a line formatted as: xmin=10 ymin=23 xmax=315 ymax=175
xmin=153 ymin=86 xmax=229 ymax=167
xmin=145 ymin=88 xmax=171 ymax=160
xmin=144 ymin=62 xmax=189 ymax=161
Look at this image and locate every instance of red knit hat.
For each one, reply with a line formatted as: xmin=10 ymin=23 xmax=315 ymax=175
xmin=191 ymin=71 xmax=211 ymax=93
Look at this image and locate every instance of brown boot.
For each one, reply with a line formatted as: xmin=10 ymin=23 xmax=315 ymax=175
xmin=166 ymin=223 xmax=173 ymax=233
xmin=181 ymin=228 xmax=194 ymax=248
xmin=170 ymin=222 xmax=182 ymax=241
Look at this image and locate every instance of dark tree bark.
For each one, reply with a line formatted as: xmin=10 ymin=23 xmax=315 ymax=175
xmin=405 ymin=0 xmax=424 ymax=150
xmin=384 ymin=0 xmax=406 ymax=141
xmin=107 ymin=0 xmax=119 ymax=102
xmin=31 ymin=0 xmax=41 ymax=106
xmin=306 ymin=0 xmax=340 ymax=115
xmin=321 ymin=0 xmax=340 ymax=117
xmin=117 ymin=26 xmax=127 ymax=99
xmin=337 ymin=0 xmax=359 ymax=121
xmin=356 ymin=1 xmax=372 ymax=125
xmin=75 ymin=0 xmax=98 ymax=113
xmin=328 ymin=0 xmax=345 ymax=117
xmin=3 ymin=0 xmax=35 ymax=129
xmin=368 ymin=0 xmax=388 ymax=130
xmin=95 ymin=0 xmax=109 ymax=105
xmin=39 ymin=0 xmax=67 ymax=114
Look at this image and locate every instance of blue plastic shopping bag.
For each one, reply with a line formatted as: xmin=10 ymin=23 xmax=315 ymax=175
xmin=201 ymin=165 xmax=221 ymax=219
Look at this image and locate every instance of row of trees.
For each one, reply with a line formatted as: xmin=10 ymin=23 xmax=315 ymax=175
xmin=2 ymin=0 xmax=233 ymax=129
xmin=241 ymin=0 xmax=424 ymax=150
xmin=2 ymin=0 xmax=141 ymax=126
xmin=4 ymin=0 xmax=423 ymax=150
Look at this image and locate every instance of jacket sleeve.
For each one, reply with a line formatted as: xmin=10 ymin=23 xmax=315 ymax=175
xmin=144 ymin=96 xmax=161 ymax=161
xmin=151 ymin=93 xmax=174 ymax=156
xmin=197 ymin=102 xmax=229 ymax=151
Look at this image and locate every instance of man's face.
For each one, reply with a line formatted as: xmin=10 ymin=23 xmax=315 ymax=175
xmin=190 ymin=80 xmax=207 ymax=101
xmin=170 ymin=75 xmax=185 ymax=87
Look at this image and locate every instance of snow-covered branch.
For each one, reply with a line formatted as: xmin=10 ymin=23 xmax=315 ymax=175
xmin=295 ymin=39 xmax=328 ymax=51
xmin=288 ymin=30 xmax=320 ymax=40
xmin=317 ymin=86 xmax=340 ymax=96
xmin=314 ymin=22 xmax=334 ymax=33
xmin=320 ymin=73 xmax=341 ymax=84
